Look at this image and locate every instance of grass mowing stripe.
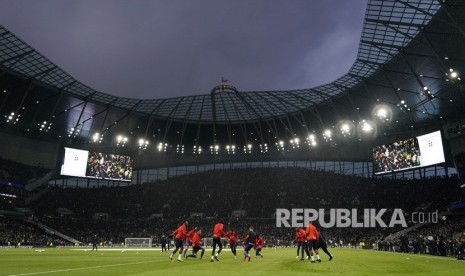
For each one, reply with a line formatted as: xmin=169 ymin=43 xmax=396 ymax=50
xmin=344 ymin=248 xmax=460 ymax=262
xmin=6 ymin=260 xmax=163 ymax=276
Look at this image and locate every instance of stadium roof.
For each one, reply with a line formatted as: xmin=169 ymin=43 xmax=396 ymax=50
xmin=1 ymin=0 xmax=465 ymax=153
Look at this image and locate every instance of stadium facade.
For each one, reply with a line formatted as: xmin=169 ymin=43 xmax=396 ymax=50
xmin=1 ymin=0 xmax=465 ymax=186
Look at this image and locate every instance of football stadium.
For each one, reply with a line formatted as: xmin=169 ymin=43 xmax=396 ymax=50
xmin=1 ymin=0 xmax=465 ymax=275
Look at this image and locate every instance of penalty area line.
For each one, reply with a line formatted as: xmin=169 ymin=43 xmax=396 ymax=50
xmin=6 ymin=260 xmax=163 ymax=276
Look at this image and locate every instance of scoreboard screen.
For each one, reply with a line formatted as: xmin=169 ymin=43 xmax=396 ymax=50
xmin=61 ymin=147 xmax=133 ymax=181
xmin=373 ymin=130 xmax=445 ymax=175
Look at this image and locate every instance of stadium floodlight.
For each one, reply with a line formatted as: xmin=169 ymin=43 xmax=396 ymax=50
xmin=138 ymin=139 xmax=149 ymax=150
xmin=92 ymin=132 xmax=100 ymax=143
xmin=276 ymin=140 xmax=285 ymax=151
xmin=357 ymin=119 xmax=377 ymax=140
xmin=323 ymin=129 xmax=332 ymax=142
xmin=360 ymin=120 xmax=373 ymax=132
xmin=226 ymin=145 xmax=236 ymax=154
xmin=260 ymin=143 xmax=268 ymax=153
xmin=243 ymin=144 xmax=252 ymax=154
xmin=211 ymin=145 xmax=220 ymax=154
xmin=376 ymin=108 xmax=387 ymax=119
xmin=290 ymin=137 xmax=300 ymax=149
xmin=306 ymin=134 xmax=317 ymax=147
xmin=371 ymin=104 xmax=390 ymax=122
xmin=68 ymin=127 xmax=81 ymax=137
xmin=447 ymin=68 xmax=460 ymax=81
xmin=39 ymin=121 xmax=52 ymax=132
xmin=341 ymin=124 xmax=350 ymax=133
xmin=5 ymin=112 xmax=20 ymax=124
xmin=116 ymin=135 xmax=128 ymax=147
xmin=336 ymin=121 xmax=354 ymax=138
xmin=193 ymin=145 xmax=202 ymax=154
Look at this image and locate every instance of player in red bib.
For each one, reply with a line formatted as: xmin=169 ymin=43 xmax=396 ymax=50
xmin=306 ymin=221 xmax=321 ymax=263
xmin=169 ymin=220 xmax=188 ymax=262
xmin=295 ymin=227 xmax=306 ymax=260
xmin=254 ymin=234 xmax=264 ymax=258
xmin=211 ymin=219 xmax=224 ymax=262
xmin=182 ymin=227 xmax=198 ymax=259
xmin=225 ymin=229 xmax=239 ymax=259
xmin=186 ymin=229 xmax=205 ymax=259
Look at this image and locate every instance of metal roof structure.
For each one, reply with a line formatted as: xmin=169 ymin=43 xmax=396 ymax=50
xmin=1 ymin=0 xmax=465 ymax=162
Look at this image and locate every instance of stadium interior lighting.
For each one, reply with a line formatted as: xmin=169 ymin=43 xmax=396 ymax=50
xmin=276 ymin=140 xmax=285 ymax=151
xmin=260 ymin=143 xmax=268 ymax=153
xmin=92 ymin=132 xmax=103 ymax=143
xmin=138 ymin=138 xmax=149 ymax=150
xmin=244 ymin=144 xmax=252 ymax=154
xmin=360 ymin=120 xmax=373 ymax=132
xmin=226 ymin=145 xmax=236 ymax=154
xmin=289 ymin=137 xmax=300 ymax=149
xmin=176 ymin=144 xmax=184 ymax=154
xmin=341 ymin=124 xmax=350 ymax=133
xmin=157 ymin=142 xmax=167 ymax=152
xmin=447 ymin=68 xmax=460 ymax=81
xmin=116 ymin=135 xmax=128 ymax=147
xmin=306 ymin=134 xmax=317 ymax=147
xmin=67 ymin=127 xmax=80 ymax=137
xmin=5 ymin=112 xmax=20 ymax=124
xmin=377 ymin=108 xmax=387 ymax=118
xmin=398 ymin=100 xmax=409 ymax=111
xmin=323 ymin=129 xmax=332 ymax=141
xmin=39 ymin=121 xmax=52 ymax=132
xmin=422 ymin=86 xmax=434 ymax=98
xmin=193 ymin=145 xmax=202 ymax=154
xmin=337 ymin=121 xmax=354 ymax=137
xmin=210 ymin=145 xmax=220 ymax=154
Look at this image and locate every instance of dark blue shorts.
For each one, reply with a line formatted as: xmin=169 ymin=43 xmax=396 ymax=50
xmin=192 ymin=245 xmax=203 ymax=253
xmin=244 ymin=243 xmax=254 ymax=252
xmin=174 ymin=238 xmax=183 ymax=248
xmin=307 ymin=240 xmax=318 ymax=251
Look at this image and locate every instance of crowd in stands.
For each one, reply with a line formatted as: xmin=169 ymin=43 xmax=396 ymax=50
xmin=0 ymin=216 xmax=70 ymax=247
xmin=0 ymin=157 xmax=49 ymax=185
xmin=32 ymin=168 xmax=461 ymax=220
xmin=86 ymin=152 xmax=133 ymax=181
xmin=0 ymin=157 xmax=50 ymax=211
xmin=0 ymin=167 xmax=463 ymax=259
xmin=373 ymin=138 xmax=421 ymax=174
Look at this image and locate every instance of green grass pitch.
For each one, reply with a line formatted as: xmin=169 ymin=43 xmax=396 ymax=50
xmin=0 ymin=247 xmax=464 ymax=276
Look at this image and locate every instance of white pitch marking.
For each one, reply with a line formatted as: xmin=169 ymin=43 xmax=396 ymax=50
xmin=6 ymin=260 xmax=163 ymax=276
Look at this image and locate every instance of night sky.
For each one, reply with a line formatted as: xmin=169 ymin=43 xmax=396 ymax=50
xmin=0 ymin=0 xmax=368 ymax=99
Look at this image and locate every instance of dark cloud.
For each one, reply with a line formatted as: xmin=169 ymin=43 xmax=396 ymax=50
xmin=0 ymin=0 xmax=368 ymax=98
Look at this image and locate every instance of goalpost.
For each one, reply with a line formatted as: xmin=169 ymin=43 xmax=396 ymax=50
xmin=202 ymin=237 xmax=227 ymax=247
xmin=124 ymin=238 xmax=153 ymax=247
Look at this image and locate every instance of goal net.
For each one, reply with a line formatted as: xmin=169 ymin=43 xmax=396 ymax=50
xmin=124 ymin=238 xmax=153 ymax=247
xmin=202 ymin=237 xmax=226 ymax=247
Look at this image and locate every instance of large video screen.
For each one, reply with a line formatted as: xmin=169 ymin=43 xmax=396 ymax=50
xmin=61 ymin=148 xmax=133 ymax=181
xmin=373 ymin=130 xmax=445 ymax=175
